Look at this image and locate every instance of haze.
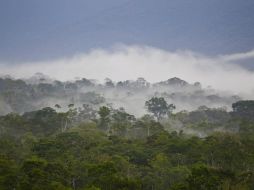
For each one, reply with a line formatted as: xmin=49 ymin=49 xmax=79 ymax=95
xmin=1 ymin=45 xmax=254 ymax=95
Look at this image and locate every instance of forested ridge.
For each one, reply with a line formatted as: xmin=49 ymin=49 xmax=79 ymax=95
xmin=0 ymin=76 xmax=254 ymax=190
xmin=0 ymin=74 xmax=240 ymax=115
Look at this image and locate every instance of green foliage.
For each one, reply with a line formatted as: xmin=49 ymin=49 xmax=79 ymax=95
xmin=98 ymin=106 xmax=111 ymax=131
xmin=19 ymin=157 xmax=70 ymax=190
xmin=145 ymin=97 xmax=175 ymax=121
xmin=232 ymin=100 xmax=254 ymax=120
xmin=98 ymin=106 xmax=111 ymax=119
xmin=0 ymin=156 xmax=18 ymax=190
xmin=0 ymin=103 xmax=254 ymax=189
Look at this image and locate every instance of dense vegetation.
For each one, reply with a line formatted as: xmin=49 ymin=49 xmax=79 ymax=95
xmin=0 ymin=75 xmax=240 ymax=116
xmin=0 ymin=95 xmax=254 ymax=190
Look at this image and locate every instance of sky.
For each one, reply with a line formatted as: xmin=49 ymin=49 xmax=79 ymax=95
xmin=0 ymin=0 xmax=254 ymax=86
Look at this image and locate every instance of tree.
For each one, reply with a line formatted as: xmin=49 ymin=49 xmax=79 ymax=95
xmin=0 ymin=157 xmax=18 ymax=190
xmin=104 ymin=78 xmax=114 ymax=88
xmin=77 ymin=104 xmax=97 ymax=122
xmin=183 ymin=164 xmax=239 ymax=190
xmin=57 ymin=105 xmax=78 ymax=132
xmin=55 ymin=104 xmax=61 ymax=109
xmin=110 ymin=108 xmax=135 ymax=137
xmin=149 ymin=153 xmax=172 ymax=190
xmin=19 ymin=157 xmax=70 ymax=190
xmin=98 ymin=106 xmax=111 ymax=134
xmin=232 ymin=100 xmax=254 ymax=121
xmin=98 ymin=106 xmax=111 ymax=120
xmin=145 ymin=97 xmax=175 ymax=121
xmin=23 ymin=107 xmax=62 ymax=136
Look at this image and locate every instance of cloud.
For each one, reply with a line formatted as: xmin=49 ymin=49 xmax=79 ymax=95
xmin=220 ymin=50 xmax=254 ymax=62
xmin=0 ymin=45 xmax=254 ymax=95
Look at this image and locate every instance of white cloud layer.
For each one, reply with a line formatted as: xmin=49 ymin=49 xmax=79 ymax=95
xmin=1 ymin=45 xmax=254 ymax=95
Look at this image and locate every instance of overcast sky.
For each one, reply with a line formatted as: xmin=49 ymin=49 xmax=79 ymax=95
xmin=0 ymin=0 xmax=254 ymax=65
xmin=0 ymin=0 xmax=254 ymax=92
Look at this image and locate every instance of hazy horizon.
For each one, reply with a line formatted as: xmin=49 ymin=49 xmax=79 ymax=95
xmin=1 ymin=0 xmax=254 ymax=112
xmin=0 ymin=45 xmax=254 ymax=96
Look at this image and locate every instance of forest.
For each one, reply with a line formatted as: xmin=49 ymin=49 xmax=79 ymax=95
xmin=0 ymin=76 xmax=254 ymax=190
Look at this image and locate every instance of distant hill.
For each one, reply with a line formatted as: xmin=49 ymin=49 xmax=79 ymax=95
xmin=0 ymin=75 xmax=241 ymax=116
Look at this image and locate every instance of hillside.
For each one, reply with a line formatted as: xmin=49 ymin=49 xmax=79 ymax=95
xmin=0 ymin=75 xmax=253 ymax=189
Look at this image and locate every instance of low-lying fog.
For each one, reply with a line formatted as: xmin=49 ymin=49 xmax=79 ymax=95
xmin=0 ymin=45 xmax=254 ymax=116
xmin=0 ymin=74 xmax=242 ymax=117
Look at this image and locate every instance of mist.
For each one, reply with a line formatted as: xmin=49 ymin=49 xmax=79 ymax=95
xmin=0 ymin=45 xmax=254 ymax=95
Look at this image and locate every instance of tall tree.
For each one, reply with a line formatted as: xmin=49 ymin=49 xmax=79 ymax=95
xmin=98 ymin=106 xmax=111 ymax=134
xmin=145 ymin=97 xmax=175 ymax=121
